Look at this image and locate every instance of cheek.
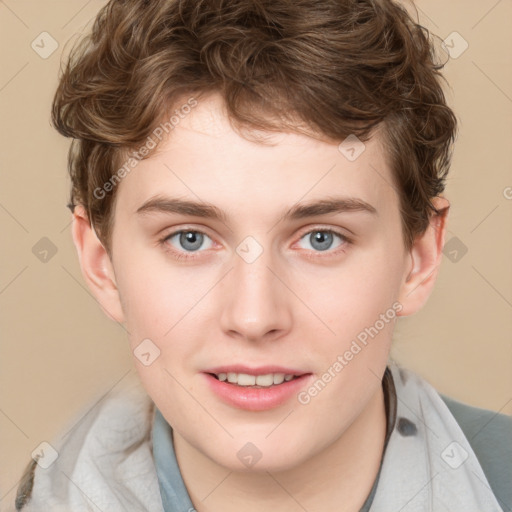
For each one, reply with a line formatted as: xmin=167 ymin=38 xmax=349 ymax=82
xmin=115 ymin=248 xmax=210 ymax=341
xmin=292 ymin=243 xmax=404 ymax=336
xmin=114 ymin=250 xmax=220 ymax=397
xmin=293 ymin=263 xmax=398 ymax=431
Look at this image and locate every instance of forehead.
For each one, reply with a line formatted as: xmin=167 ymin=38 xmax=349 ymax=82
xmin=115 ymin=94 xmax=397 ymax=223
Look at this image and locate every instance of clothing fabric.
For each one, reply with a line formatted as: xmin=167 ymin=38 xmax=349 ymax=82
xmin=15 ymin=364 xmax=510 ymax=511
xmin=369 ymin=366 xmax=505 ymax=511
xmin=15 ymin=375 xmax=163 ymax=512
xmin=440 ymin=393 xmax=512 ymax=508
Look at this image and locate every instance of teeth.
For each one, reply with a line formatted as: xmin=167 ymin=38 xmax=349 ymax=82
xmin=272 ymin=373 xmax=285 ymax=385
xmin=238 ymin=373 xmax=256 ymax=386
xmin=215 ymin=372 xmax=298 ymax=387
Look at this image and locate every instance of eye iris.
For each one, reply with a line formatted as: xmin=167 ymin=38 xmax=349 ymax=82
xmin=310 ymin=231 xmax=333 ymax=251
xmin=179 ymin=231 xmax=203 ymax=251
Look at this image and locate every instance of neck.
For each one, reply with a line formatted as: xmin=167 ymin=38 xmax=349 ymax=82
xmin=173 ymin=384 xmax=387 ymax=512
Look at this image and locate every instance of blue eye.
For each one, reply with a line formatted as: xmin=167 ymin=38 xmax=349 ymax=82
xmin=297 ymin=229 xmax=347 ymax=252
xmin=161 ymin=227 xmax=350 ymax=261
xmin=165 ymin=230 xmax=214 ymax=252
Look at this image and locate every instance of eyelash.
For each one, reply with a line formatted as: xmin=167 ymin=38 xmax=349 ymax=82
xmin=295 ymin=228 xmax=353 ymax=261
xmin=159 ymin=227 xmax=353 ymax=261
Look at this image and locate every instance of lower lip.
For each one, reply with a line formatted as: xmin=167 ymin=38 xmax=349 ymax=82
xmin=203 ymin=373 xmax=312 ymax=411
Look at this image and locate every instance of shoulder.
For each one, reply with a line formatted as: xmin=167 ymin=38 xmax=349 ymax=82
xmin=14 ymin=374 xmax=159 ymax=511
xmin=441 ymin=394 xmax=512 ymax=509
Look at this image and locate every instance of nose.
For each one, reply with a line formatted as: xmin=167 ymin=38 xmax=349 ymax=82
xmin=219 ymin=247 xmax=293 ymax=343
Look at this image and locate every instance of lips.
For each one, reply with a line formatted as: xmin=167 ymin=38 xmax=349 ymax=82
xmin=202 ymin=365 xmax=313 ymax=411
xmin=203 ymin=365 xmax=308 ymax=377
xmin=203 ymin=365 xmax=307 ymax=386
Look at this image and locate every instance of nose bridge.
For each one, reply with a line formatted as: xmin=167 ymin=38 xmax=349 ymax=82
xmin=219 ymin=242 xmax=291 ymax=340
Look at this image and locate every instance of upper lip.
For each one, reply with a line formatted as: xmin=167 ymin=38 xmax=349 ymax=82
xmin=203 ymin=365 xmax=309 ymax=376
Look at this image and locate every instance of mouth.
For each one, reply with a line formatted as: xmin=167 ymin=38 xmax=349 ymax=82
xmin=207 ymin=371 xmax=301 ymax=388
xmin=202 ymin=366 xmax=313 ymax=411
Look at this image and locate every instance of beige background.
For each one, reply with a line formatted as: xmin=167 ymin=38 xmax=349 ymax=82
xmin=1 ymin=0 xmax=511 ymax=506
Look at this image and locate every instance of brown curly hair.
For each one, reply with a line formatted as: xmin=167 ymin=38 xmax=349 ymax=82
xmin=52 ymin=0 xmax=457 ymax=254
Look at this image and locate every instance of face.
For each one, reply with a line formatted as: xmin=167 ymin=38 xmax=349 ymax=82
xmin=108 ymin=93 xmax=411 ymax=472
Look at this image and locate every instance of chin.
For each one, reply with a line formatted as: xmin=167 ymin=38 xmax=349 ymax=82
xmin=203 ymin=436 xmax=313 ymax=474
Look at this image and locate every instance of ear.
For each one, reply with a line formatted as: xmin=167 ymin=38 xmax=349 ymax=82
xmin=397 ymin=196 xmax=450 ymax=317
xmin=71 ymin=205 xmax=125 ymax=323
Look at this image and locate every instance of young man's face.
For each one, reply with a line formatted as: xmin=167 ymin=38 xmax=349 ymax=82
xmin=88 ymin=93 xmax=442 ymax=472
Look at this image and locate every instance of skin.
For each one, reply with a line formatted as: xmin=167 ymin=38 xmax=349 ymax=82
xmin=72 ymin=92 xmax=449 ymax=511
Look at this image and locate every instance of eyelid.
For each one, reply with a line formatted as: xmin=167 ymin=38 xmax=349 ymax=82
xmin=294 ymin=225 xmax=354 ymax=244
xmin=160 ymin=225 xmax=351 ymax=243
xmin=165 ymin=227 xmax=215 ymax=239
xmin=159 ymin=226 xmax=219 ymax=259
xmin=292 ymin=226 xmax=353 ymax=253
xmin=160 ymin=224 xmax=216 ymax=242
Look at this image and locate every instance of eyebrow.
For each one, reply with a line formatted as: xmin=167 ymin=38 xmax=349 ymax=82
xmin=136 ymin=195 xmax=378 ymax=222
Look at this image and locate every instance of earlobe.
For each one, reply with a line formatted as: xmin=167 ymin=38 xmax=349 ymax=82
xmin=71 ymin=205 xmax=125 ymax=323
xmin=397 ymin=197 xmax=450 ymax=317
